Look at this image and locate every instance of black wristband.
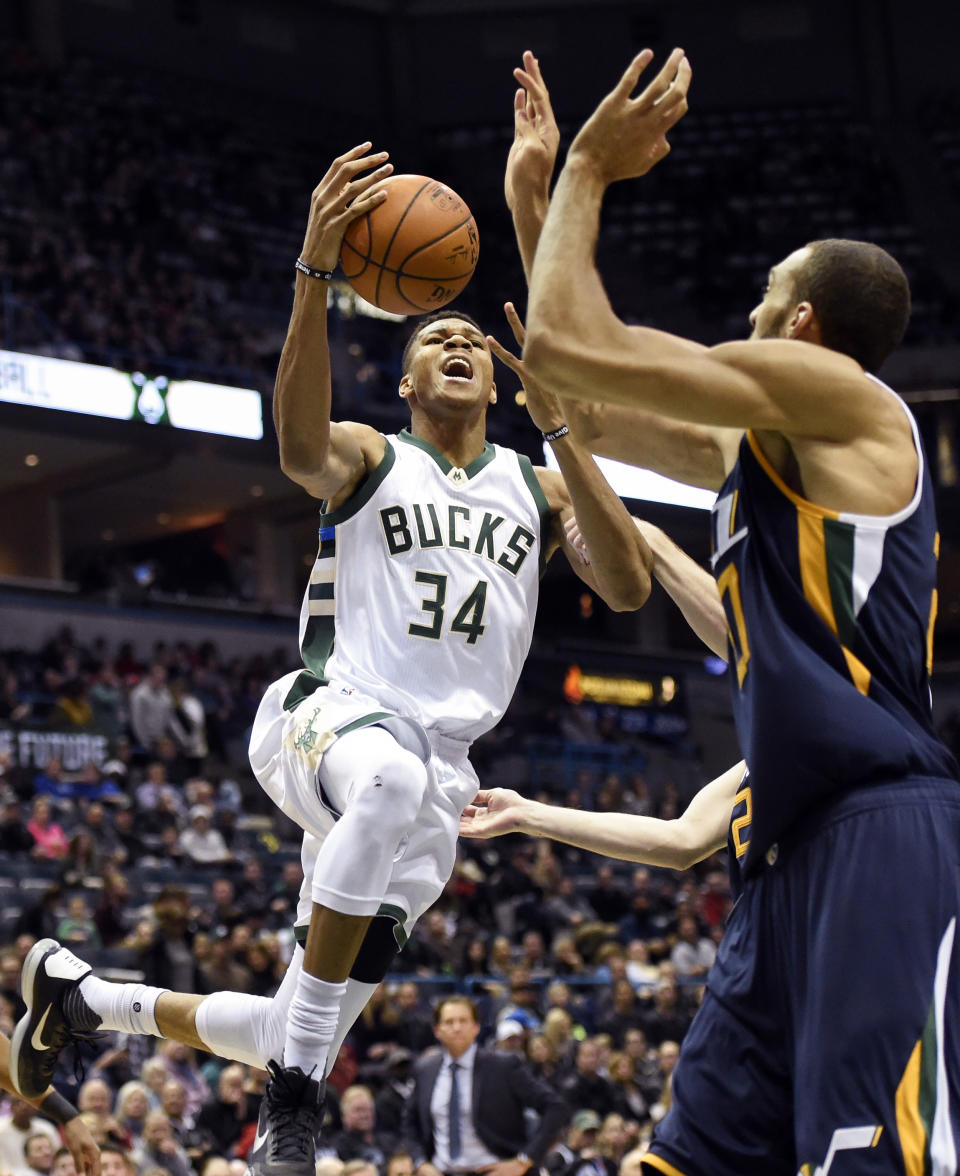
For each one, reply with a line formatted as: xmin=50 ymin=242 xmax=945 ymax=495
xmin=542 ymin=424 xmax=570 ymax=444
xmin=38 ymin=1090 xmax=78 ymax=1125
xmin=295 ymin=258 xmax=335 ymax=281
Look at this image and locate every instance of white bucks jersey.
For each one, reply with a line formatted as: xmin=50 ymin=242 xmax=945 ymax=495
xmin=297 ymin=429 xmax=550 ymax=743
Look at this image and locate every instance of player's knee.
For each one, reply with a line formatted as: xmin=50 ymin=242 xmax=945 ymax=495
xmin=352 ymin=747 xmax=427 ymax=831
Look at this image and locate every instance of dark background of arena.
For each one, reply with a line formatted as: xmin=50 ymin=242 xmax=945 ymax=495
xmin=0 ymin=0 xmax=958 ymax=1166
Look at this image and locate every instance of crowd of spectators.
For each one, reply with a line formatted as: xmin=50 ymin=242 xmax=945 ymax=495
xmin=0 ymin=621 xmax=735 ymax=1175
xmin=2 ymin=39 xmax=958 ymax=423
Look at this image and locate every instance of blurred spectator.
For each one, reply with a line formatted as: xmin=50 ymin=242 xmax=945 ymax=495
xmin=493 ymin=1019 xmax=526 ymax=1052
xmin=168 ymin=675 xmax=208 ymax=775
xmin=195 ymin=1065 xmax=260 ymax=1157
xmin=136 ymin=762 xmax=183 ymax=818
xmin=24 ymin=1132 xmax=56 ymax=1176
xmin=155 ymin=1041 xmax=211 ymax=1122
xmin=0 ymin=794 xmax=33 ymax=855
xmin=607 ymin=1052 xmax=648 ymax=1124
xmin=130 ymin=666 xmax=175 ymax=753
xmin=392 ymin=983 xmax=434 ymax=1055
xmin=545 ymin=1110 xmax=603 ymax=1176
xmin=623 ymin=942 xmax=658 ymax=993
xmin=669 ymin=916 xmax=716 ymax=979
xmin=588 ymin=866 xmax=629 ymax=925
xmin=49 ymin=679 xmax=94 ymax=729
xmin=640 ymin=982 xmax=691 ymax=1047
xmin=0 ymin=1098 xmax=59 ymax=1176
xmin=0 ymin=954 xmax=26 ymax=1021
xmin=373 ymin=1051 xmax=414 ymax=1138
xmin=55 ymin=894 xmax=102 ymax=949
xmin=111 ymin=804 xmax=145 ymax=865
xmin=13 ymin=883 xmax=62 ymax=941
xmin=179 ymin=806 xmax=230 ymax=865
xmin=647 ymin=1042 xmax=680 ymax=1125
xmin=26 ymin=797 xmax=69 ymax=859
xmin=116 ymin=1083 xmax=151 ymax=1146
xmin=200 ymin=934 xmax=251 ymax=993
xmin=330 ymin=1085 xmax=396 ymax=1171
xmin=52 ymin=1148 xmax=77 ymax=1176
xmin=131 ymin=1112 xmax=192 ymax=1176
xmin=95 ymin=870 xmax=133 ymax=947
xmin=596 ymin=981 xmax=646 ymax=1047
xmin=560 ymin=1039 xmax=621 ymax=1117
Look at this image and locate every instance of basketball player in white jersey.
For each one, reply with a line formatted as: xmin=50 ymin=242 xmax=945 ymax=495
xmin=12 ymin=144 xmax=657 ymax=1176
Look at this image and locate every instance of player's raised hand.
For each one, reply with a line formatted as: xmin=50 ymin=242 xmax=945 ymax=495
xmin=568 ymin=48 xmax=691 ymax=187
xmin=487 ymin=302 xmax=566 ymax=435
xmin=459 ymin=788 xmax=529 ymax=839
xmin=505 ymin=50 xmax=560 ymax=213
xmin=300 ymin=143 xmax=393 ymax=272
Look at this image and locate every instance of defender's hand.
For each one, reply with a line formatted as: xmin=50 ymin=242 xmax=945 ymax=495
xmin=505 ymin=50 xmax=560 ymax=212
xmin=487 ymin=302 xmax=565 ymax=435
xmin=568 ymin=48 xmax=691 ymax=186
xmin=460 ymin=788 xmax=529 ymax=839
xmin=300 ymin=143 xmax=393 ymax=272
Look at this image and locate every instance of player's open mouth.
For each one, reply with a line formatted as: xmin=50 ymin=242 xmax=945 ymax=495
xmin=441 ymin=356 xmax=474 ymax=381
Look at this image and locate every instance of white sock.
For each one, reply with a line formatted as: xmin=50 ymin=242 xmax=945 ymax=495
xmin=283 ymin=972 xmax=346 ymax=1075
xmin=78 ymin=975 xmax=164 ymax=1036
xmin=326 ymin=979 xmax=377 ymax=1077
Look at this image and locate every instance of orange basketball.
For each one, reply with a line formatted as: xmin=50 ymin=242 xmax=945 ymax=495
xmin=340 ymin=174 xmax=479 ymax=316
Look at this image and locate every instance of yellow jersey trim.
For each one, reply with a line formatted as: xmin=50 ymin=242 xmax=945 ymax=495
xmin=640 ymin=1154 xmax=690 ymax=1176
xmin=745 ymin=430 xmax=840 ymax=520
xmin=894 ymin=1039 xmax=927 ymax=1176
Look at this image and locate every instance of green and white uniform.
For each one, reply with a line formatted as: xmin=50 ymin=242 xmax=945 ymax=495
xmin=249 ymin=429 xmax=550 ymax=935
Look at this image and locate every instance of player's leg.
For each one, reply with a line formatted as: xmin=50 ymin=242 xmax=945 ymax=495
xmin=248 ymin=724 xmax=429 ymax=1176
xmin=786 ymin=784 xmax=960 ymax=1175
xmin=640 ymin=878 xmax=796 ymax=1176
xmin=280 ymin=724 xmax=428 ymax=1077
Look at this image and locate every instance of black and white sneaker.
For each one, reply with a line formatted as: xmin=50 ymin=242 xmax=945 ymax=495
xmin=245 ymin=1060 xmax=326 ymax=1176
xmin=10 ymin=938 xmax=101 ymax=1099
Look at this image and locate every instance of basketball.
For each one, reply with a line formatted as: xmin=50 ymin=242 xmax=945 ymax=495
xmin=340 ymin=174 xmax=479 ymax=316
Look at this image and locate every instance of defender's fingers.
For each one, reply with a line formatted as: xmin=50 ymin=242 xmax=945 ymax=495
xmin=611 ymin=49 xmax=655 ymax=100
xmin=638 ymin=48 xmax=687 ymax=108
xmin=503 ymin=301 xmax=527 ymax=347
xmin=486 ymin=334 xmax=524 ymax=376
xmin=471 ymin=790 xmax=493 ymax=805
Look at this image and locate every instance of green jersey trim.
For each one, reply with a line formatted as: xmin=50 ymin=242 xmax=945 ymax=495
xmin=283 ymin=668 xmax=327 ymax=712
xmin=320 ymin=438 xmax=396 ymax=528
xmin=517 ymin=454 xmax=553 ymax=579
xmin=397 ymin=428 xmax=496 ymax=480
xmin=294 ymin=902 xmax=408 ymax=949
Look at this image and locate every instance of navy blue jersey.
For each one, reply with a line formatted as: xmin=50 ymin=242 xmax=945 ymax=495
xmin=711 ymin=381 xmax=958 ymax=873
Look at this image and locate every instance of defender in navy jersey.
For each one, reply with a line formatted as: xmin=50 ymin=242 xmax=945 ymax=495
xmin=521 ymin=46 xmax=960 ymax=1176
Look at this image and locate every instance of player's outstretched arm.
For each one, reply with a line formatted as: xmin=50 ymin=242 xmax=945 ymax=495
xmin=505 ymin=50 xmax=559 ymax=281
xmin=524 ymin=52 xmax=900 ymax=451
xmin=564 ymin=516 xmax=727 ymax=660
xmin=0 ymin=1034 xmax=100 ymax=1176
xmin=488 ymin=304 xmax=651 ymax=612
xmin=460 ymin=761 xmax=746 ymax=871
xmin=504 ymin=54 xmax=736 ymax=490
xmin=274 ymin=144 xmax=392 ymax=500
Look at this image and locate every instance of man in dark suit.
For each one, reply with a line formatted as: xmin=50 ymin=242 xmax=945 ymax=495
xmin=404 ymin=997 xmax=568 ymax=1176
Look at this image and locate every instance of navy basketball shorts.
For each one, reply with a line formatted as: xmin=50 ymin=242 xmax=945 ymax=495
xmin=642 ymin=779 xmax=960 ymax=1176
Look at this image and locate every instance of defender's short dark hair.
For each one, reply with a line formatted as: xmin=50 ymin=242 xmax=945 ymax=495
xmin=793 ymin=239 xmax=910 ymax=372
xmin=401 ymin=310 xmax=485 ymax=375
xmin=432 ymin=995 xmax=480 ymax=1025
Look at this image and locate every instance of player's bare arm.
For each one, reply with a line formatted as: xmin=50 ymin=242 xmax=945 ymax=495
xmin=506 ymin=52 xmax=736 ymax=492
xmin=488 ymin=303 xmax=651 ymax=611
xmin=274 ymin=144 xmax=392 ymax=501
xmin=565 ymin=515 xmax=727 ymax=659
xmin=460 ymin=761 xmax=746 ymax=871
xmin=0 ymin=1034 xmax=100 ymax=1176
xmin=524 ymin=51 xmax=917 ymax=514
